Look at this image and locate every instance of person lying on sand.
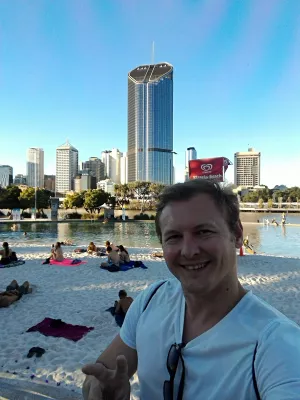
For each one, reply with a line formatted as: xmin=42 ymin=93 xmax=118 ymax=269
xmin=82 ymin=179 xmax=300 ymax=400
xmin=118 ymin=245 xmax=130 ymax=264
xmin=101 ymin=246 xmax=120 ymax=268
xmin=59 ymin=239 xmax=73 ymax=245
xmin=87 ymin=242 xmax=98 ymax=254
xmin=0 ymin=280 xmax=32 ymax=308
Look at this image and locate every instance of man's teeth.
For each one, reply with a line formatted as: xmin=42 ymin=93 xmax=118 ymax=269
xmin=184 ymin=263 xmax=208 ymax=270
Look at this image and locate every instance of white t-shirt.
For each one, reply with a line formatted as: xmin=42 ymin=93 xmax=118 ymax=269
xmin=120 ymin=278 xmax=300 ymax=400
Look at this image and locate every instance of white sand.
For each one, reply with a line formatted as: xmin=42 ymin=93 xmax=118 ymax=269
xmin=1 ymin=246 xmax=300 ymax=399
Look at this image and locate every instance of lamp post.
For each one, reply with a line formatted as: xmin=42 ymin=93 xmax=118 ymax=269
xmin=34 ymin=152 xmax=37 ymax=219
xmin=170 ymin=151 xmax=177 ymax=185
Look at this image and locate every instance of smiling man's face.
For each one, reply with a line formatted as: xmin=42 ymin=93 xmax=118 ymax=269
xmin=160 ymin=193 xmax=243 ymax=295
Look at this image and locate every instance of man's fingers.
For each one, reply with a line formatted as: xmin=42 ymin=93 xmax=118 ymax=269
xmin=82 ymin=363 xmax=108 ymax=380
xmin=115 ymin=355 xmax=128 ymax=378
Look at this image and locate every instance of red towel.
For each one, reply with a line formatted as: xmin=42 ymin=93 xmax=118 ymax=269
xmin=27 ymin=318 xmax=94 ymax=342
xmin=50 ymin=258 xmax=87 ymax=267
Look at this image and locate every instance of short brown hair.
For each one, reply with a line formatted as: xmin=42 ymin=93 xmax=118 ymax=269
xmin=155 ymin=179 xmax=240 ymax=243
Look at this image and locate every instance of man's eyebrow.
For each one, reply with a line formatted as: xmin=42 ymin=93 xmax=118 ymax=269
xmin=163 ymin=223 xmax=216 ymax=236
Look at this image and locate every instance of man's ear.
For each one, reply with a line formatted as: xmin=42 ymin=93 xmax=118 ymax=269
xmin=235 ymin=219 xmax=243 ymax=249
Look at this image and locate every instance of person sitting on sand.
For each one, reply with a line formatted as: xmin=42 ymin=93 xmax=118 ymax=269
xmin=114 ymin=290 xmax=133 ymax=316
xmin=118 ymin=245 xmax=130 ymax=264
xmin=0 ymin=242 xmax=12 ymax=265
xmin=51 ymin=242 xmax=64 ymax=261
xmin=87 ymin=242 xmax=98 ymax=254
xmin=101 ymin=246 xmax=120 ymax=268
xmin=0 ymin=280 xmax=32 ymax=308
xmin=105 ymin=240 xmax=119 ymax=252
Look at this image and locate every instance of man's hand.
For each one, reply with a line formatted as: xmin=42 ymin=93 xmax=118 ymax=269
xmin=82 ymin=355 xmax=131 ymax=400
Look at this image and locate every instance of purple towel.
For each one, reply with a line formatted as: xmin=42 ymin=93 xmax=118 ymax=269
xmin=27 ymin=318 xmax=94 ymax=342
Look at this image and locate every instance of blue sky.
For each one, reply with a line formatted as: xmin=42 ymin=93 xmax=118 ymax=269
xmin=0 ymin=0 xmax=299 ymax=187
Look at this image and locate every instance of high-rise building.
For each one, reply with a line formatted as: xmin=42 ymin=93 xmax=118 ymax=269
xmin=101 ymin=149 xmax=122 ymax=183
xmin=185 ymin=147 xmax=197 ymax=181
xmin=56 ymin=141 xmax=78 ymax=194
xmin=128 ymin=62 xmax=174 ymax=184
xmin=120 ymin=152 xmax=128 ymax=184
xmin=0 ymin=165 xmax=13 ymax=188
xmin=14 ymin=174 xmax=27 ymax=185
xmin=234 ymin=148 xmax=261 ymax=187
xmin=101 ymin=150 xmax=112 ymax=178
xmin=26 ymin=148 xmax=44 ymax=188
xmin=81 ymin=157 xmax=105 ymax=183
xmin=44 ymin=175 xmax=55 ymax=192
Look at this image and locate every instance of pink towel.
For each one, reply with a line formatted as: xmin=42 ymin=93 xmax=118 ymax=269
xmin=27 ymin=318 xmax=94 ymax=342
xmin=50 ymin=258 xmax=86 ymax=267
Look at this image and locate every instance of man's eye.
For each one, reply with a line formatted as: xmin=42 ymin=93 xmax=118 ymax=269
xmin=197 ymin=230 xmax=213 ymax=235
xmin=166 ymin=235 xmax=180 ymax=241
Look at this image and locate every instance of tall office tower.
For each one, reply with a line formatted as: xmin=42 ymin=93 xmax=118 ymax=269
xmin=101 ymin=150 xmax=112 ymax=178
xmin=128 ymin=62 xmax=174 ymax=184
xmin=101 ymin=149 xmax=122 ymax=183
xmin=185 ymin=147 xmax=197 ymax=181
xmin=82 ymin=157 xmax=105 ymax=183
xmin=120 ymin=152 xmax=128 ymax=184
xmin=26 ymin=148 xmax=44 ymax=188
xmin=0 ymin=165 xmax=13 ymax=188
xmin=56 ymin=141 xmax=78 ymax=194
xmin=234 ymin=148 xmax=261 ymax=187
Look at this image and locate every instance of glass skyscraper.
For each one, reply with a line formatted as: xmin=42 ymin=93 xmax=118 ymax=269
xmin=128 ymin=62 xmax=173 ymax=184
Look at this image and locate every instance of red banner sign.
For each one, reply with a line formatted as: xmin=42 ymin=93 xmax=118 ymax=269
xmin=189 ymin=157 xmax=232 ymax=182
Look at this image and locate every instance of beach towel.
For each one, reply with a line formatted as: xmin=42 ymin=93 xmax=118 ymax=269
xmin=50 ymin=258 xmax=87 ymax=267
xmin=27 ymin=318 xmax=94 ymax=342
xmin=106 ymin=307 xmax=125 ymax=327
xmin=101 ymin=261 xmax=147 ymax=273
xmin=119 ymin=261 xmax=147 ymax=271
xmin=0 ymin=260 xmax=25 ymax=268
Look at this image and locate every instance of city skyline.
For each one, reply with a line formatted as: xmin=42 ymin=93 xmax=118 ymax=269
xmin=0 ymin=1 xmax=299 ymax=187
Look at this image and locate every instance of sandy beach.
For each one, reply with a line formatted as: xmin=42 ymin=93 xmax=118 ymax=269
xmin=1 ymin=246 xmax=300 ymax=398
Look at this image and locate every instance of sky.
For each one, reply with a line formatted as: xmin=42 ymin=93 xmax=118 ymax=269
xmin=0 ymin=0 xmax=300 ymax=187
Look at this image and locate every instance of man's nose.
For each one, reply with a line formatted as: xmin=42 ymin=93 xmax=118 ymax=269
xmin=180 ymin=235 xmax=200 ymax=258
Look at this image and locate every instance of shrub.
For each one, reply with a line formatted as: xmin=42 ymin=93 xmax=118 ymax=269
xmin=22 ymin=211 xmax=32 ymax=218
xmin=36 ymin=212 xmax=48 ymax=219
xmin=134 ymin=213 xmax=150 ymax=220
xmin=65 ymin=212 xmax=82 ymax=220
xmin=81 ymin=213 xmax=103 ymax=220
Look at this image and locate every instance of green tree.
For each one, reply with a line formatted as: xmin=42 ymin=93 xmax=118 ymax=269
xmin=63 ymin=192 xmax=85 ymax=210
xmin=19 ymin=188 xmax=52 ymax=215
xmin=242 ymin=191 xmax=259 ymax=202
xmin=258 ymin=198 xmax=264 ymax=209
xmin=19 ymin=187 xmax=35 ymax=211
xmin=83 ymin=189 xmax=109 ymax=213
xmin=128 ymin=181 xmax=151 ymax=212
xmin=267 ymin=198 xmax=273 ymax=209
xmin=114 ymin=184 xmax=131 ymax=207
xmin=148 ymin=183 xmax=166 ymax=208
xmin=0 ymin=185 xmax=21 ymax=211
